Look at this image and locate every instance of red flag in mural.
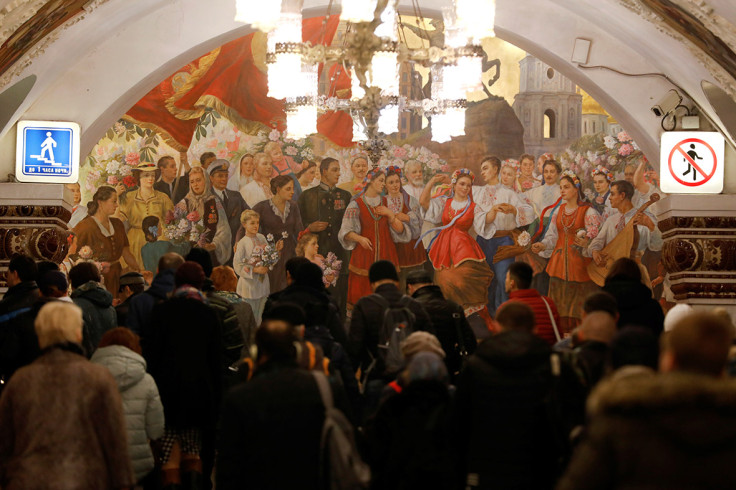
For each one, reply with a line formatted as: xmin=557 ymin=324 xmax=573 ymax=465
xmin=126 ymin=16 xmax=354 ymax=150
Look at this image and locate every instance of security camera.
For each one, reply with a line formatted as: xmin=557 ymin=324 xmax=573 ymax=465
xmin=651 ymin=89 xmax=682 ymax=117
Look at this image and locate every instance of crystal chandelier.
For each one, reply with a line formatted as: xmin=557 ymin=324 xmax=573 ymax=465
xmin=235 ymin=0 xmax=496 ymax=143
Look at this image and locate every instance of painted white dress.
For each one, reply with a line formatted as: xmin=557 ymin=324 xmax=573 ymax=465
xmin=233 ymin=233 xmax=270 ymax=323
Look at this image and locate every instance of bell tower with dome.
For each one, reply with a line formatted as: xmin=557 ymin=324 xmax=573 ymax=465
xmin=512 ymin=54 xmax=582 ymax=157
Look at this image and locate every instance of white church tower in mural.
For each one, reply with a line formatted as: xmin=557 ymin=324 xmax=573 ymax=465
xmin=512 ymin=54 xmax=582 ymax=157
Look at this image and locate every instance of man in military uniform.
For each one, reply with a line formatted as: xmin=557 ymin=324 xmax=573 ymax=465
xmin=298 ymin=157 xmax=352 ymax=314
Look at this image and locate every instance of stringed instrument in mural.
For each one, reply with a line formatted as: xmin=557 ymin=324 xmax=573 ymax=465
xmin=587 ymin=193 xmax=660 ymax=287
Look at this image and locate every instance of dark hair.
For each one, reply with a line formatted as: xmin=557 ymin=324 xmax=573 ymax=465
xmin=664 ymin=312 xmax=734 ymax=377
xmin=285 ymin=256 xmax=311 ymax=280
xmin=605 ymin=257 xmax=642 ymax=284
xmin=406 ymin=269 xmax=433 ymax=285
xmin=158 ymin=252 xmax=185 ymax=273
xmin=132 ymin=167 xmax=161 ymax=185
xmin=369 ymin=260 xmax=399 ymax=283
xmin=297 ymin=160 xmax=317 ymax=178
xmin=583 ymin=291 xmax=619 ymax=317
xmin=293 ymin=262 xmax=325 ymax=290
xmin=87 ymin=186 xmax=117 ymax=215
xmin=508 ymin=262 xmax=533 ymax=290
xmin=481 ymin=156 xmax=502 ymax=172
xmin=612 ymin=180 xmax=635 ymax=202
xmin=200 ymin=152 xmax=216 ymax=165
xmin=68 ymin=262 xmax=101 ymax=289
xmin=118 ymin=272 xmax=146 ymax=294
xmin=610 ymin=326 xmax=659 ymax=371
xmin=98 ymin=327 xmax=142 ymax=355
xmin=186 ymin=247 xmax=213 ymax=277
xmin=519 ymin=153 xmax=535 ymax=164
xmin=263 ymin=302 xmax=307 ymax=327
xmin=320 ymin=157 xmax=338 ymax=175
xmin=142 ymin=215 xmax=159 ymax=243
xmin=255 ymin=318 xmax=298 ymax=362
xmin=8 ymin=254 xmax=38 ymax=282
xmin=560 ymin=173 xmax=587 ymax=203
xmin=270 ymin=175 xmax=293 ymax=195
xmin=175 ymin=261 xmax=206 ymax=289
xmin=157 ymin=155 xmax=175 ymax=170
xmin=542 ymin=159 xmax=562 ymax=174
xmin=36 ymin=260 xmax=59 ymax=278
xmin=495 ymin=302 xmax=535 ymax=332
xmin=38 ymin=270 xmax=68 ymax=297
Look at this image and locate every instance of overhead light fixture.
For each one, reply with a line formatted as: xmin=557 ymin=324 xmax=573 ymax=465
xmin=235 ymin=0 xmax=495 ymax=143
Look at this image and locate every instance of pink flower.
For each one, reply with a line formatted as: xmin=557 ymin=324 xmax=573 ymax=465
xmin=268 ymin=129 xmax=281 ymax=142
xmin=107 ymin=175 xmax=119 ymax=185
xmin=125 ymin=152 xmax=140 ymax=166
xmin=392 ymin=147 xmax=408 ymax=159
xmin=226 ymin=136 xmax=241 ymax=152
xmin=440 ymin=164 xmax=450 ymax=172
xmin=617 ymin=131 xmax=632 ymax=143
xmin=122 ymin=175 xmax=137 ymax=188
xmin=217 ymin=148 xmax=229 ymax=159
xmin=206 ymin=139 xmax=218 ymax=148
xmin=618 ymin=143 xmax=634 ymax=156
xmin=284 ymin=145 xmax=297 ymax=156
xmin=165 ymin=210 xmax=175 ymax=224
xmin=187 ymin=211 xmax=200 ymax=222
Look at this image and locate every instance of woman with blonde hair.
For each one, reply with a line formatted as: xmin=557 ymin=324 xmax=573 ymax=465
xmin=0 ymin=301 xmax=134 ymax=489
xmin=241 ymin=152 xmax=274 ymax=208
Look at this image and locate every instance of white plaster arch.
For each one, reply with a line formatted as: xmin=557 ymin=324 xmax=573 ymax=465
xmin=0 ymin=0 xmax=734 ymax=178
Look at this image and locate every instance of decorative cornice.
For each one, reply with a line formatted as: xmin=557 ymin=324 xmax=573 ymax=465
xmin=0 ymin=1 xmax=46 ymax=46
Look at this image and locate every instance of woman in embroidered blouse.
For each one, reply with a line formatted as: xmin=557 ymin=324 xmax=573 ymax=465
xmin=118 ymin=162 xmax=174 ymax=268
xmin=242 ymin=152 xmax=275 ymax=208
xmin=531 ymin=171 xmax=601 ymax=332
xmin=418 ymin=170 xmax=494 ymax=321
xmin=518 ymin=153 xmax=541 ymax=191
xmin=339 ymin=168 xmax=412 ymax=310
xmin=73 ymin=186 xmax=140 ymax=296
xmin=252 ymin=175 xmax=303 ymax=292
xmin=384 ymin=166 xmax=427 ymax=289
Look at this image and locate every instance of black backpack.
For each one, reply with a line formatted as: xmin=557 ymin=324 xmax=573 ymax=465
xmin=364 ymin=294 xmax=417 ymax=377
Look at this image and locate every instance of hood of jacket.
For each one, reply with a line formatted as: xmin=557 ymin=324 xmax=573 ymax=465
xmin=474 ymin=329 xmax=552 ymax=371
xmin=71 ymin=281 xmax=113 ymax=308
xmin=90 ymin=344 xmax=147 ymax=391
xmin=588 ymin=371 xmax=736 ymax=448
xmin=603 ymin=279 xmax=653 ymax=309
xmin=147 ymin=268 xmax=176 ymax=300
xmin=412 ymin=284 xmax=445 ymax=302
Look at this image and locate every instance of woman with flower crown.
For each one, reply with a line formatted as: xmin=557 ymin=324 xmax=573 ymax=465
xmin=339 ymin=168 xmax=412 ymax=310
xmin=384 ymin=166 xmax=427 ymax=289
xmin=418 ymin=169 xmax=494 ymax=324
xmin=531 ymin=170 xmax=601 ymax=332
xmin=591 ymin=165 xmax=614 ymax=219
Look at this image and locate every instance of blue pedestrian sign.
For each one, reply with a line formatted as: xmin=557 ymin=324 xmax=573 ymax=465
xmin=15 ymin=120 xmax=80 ymax=183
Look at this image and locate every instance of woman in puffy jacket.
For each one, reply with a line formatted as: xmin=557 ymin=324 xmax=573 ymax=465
xmin=92 ymin=327 xmax=165 ymax=484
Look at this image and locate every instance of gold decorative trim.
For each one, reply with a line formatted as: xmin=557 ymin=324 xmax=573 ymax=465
xmin=164 ymin=47 xmax=222 ymax=120
xmin=120 ymin=115 xmax=189 ymax=153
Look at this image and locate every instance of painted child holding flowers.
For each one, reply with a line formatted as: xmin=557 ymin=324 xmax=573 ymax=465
xmin=233 ymin=210 xmax=283 ymax=323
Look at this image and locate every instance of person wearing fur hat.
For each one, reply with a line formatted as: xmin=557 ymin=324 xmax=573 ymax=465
xmin=558 ymin=311 xmax=736 ymax=489
xmin=118 ymin=161 xmax=175 ymax=269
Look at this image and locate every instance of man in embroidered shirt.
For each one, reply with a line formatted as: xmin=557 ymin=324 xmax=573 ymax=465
xmin=588 ymin=180 xmax=662 ymax=270
xmin=472 ymin=156 xmax=534 ymax=314
xmin=298 ymin=157 xmax=352 ymax=312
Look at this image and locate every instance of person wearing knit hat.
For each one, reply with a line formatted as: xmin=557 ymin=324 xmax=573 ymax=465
xmin=400 ymin=331 xmax=446 ymax=362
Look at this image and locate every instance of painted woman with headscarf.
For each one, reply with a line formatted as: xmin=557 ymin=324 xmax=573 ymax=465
xmin=418 ymin=169 xmax=494 ymax=325
xmin=384 ymin=166 xmax=427 ymax=288
xmin=338 ymin=168 xmax=412 ymax=310
xmin=176 ymin=166 xmax=232 ymax=266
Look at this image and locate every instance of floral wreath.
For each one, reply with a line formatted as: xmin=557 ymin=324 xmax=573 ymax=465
xmin=502 ymin=159 xmax=520 ymax=175
xmin=560 ymin=169 xmax=581 ymax=188
xmin=385 ymin=165 xmax=403 ymax=178
xmin=450 ymin=168 xmax=475 ymax=185
xmin=355 ymin=167 xmax=385 ymax=195
xmin=592 ymin=165 xmax=614 ymax=182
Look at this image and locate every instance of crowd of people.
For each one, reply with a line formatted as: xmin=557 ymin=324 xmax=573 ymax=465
xmin=63 ymin=147 xmax=663 ymax=336
xmin=1 ymin=242 xmax=736 ymax=489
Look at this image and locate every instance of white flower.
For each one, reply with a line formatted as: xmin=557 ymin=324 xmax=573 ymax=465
xmin=266 ymin=233 xmax=274 ymax=241
xmin=603 ymin=135 xmax=616 ymax=149
xmin=517 ymin=231 xmax=531 ymax=247
xmin=282 ymin=231 xmax=289 ymax=239
xmin=105 ymin=160 xmax=120 ymax=174
xmin=268 ymin=129 xmax=281 ymax=142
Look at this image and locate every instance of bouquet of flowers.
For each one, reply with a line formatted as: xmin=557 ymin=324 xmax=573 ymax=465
xmin=84 ymin=152 xmax=137 ymax=194
xmin=247 ymin=233 xmax=282 ymax=281
xmin=163 ymin=205 xmax=210 ymax=247
xmin=321 ymin=252 xmax=342 ymax=287
xmin=71 ymin=245 xmax=110 ymax=275
xmin=252 ymin=128 xmax=314 ymax=164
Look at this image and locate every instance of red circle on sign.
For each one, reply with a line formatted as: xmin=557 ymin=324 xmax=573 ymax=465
xmin=667 ymin=138 xmax=717 ymax=187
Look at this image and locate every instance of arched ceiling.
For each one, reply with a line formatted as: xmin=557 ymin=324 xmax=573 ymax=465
xmin=0 ymin=0 xmax=735 ymax=176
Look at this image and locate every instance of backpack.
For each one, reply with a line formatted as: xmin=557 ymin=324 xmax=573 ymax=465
xmin=365 ymin=294 xmax=417 ymax=377
xmin=311 ymin=371 xmax=371 ymax=490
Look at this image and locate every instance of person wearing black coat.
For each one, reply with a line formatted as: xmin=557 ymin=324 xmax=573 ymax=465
xmin=453 ymin=303 xmax=586 ymax=490
xmin=0 ymin=254 xmax=39 ymax=316
xmin=217 ymin=318 xmax=351 ymax=490
xmin=144 ymin=262 xmax=222 ymax=489
xmin=407 ymin=270 xmax=476 ymax=380
xmin=602 ymin=257 xmax=664 ymax=336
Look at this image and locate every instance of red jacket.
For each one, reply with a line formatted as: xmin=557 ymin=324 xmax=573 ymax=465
xmin=500 ymin=289 xmax=562 ymax=345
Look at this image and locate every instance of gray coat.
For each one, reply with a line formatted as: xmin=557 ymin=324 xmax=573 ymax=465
xmin=92 ymin=345 xmax=165 ymax=481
